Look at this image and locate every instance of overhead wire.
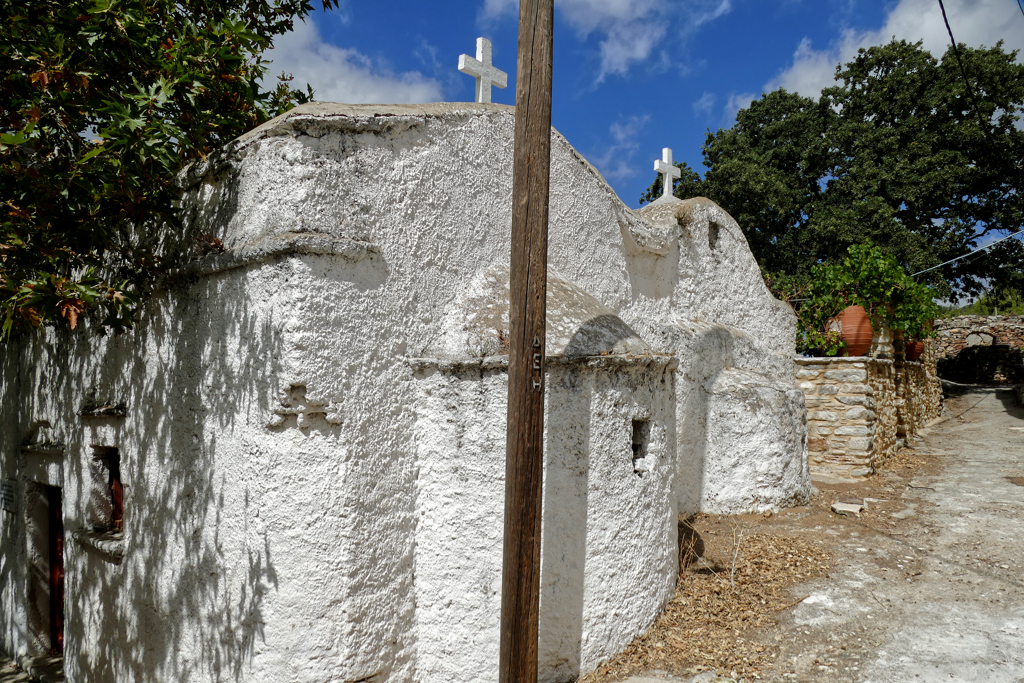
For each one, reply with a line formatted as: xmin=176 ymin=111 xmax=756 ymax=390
xmin=937 ymin=0 xmax=992 ymax=140
xmin=911 ymin=228 xmax=1024 ymax=276
xmin=927 ymin=0 xmax=1022 ymax=284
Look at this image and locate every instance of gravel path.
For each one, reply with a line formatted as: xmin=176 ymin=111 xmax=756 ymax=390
xmin=628 ymin=387 xmax=1024 ymax=683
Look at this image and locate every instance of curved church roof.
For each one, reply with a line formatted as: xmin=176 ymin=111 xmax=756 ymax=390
xmin=424 ymin=264 xmax=650 ymax=360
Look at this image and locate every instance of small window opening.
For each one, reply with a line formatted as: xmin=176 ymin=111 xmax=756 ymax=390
xmin=91 ymin=447 xmax=123 ymax=532
xmin=631 ymin=419 xmax=650 ymax=476
xmin=708 ymin=220 xmax=721 ymax=251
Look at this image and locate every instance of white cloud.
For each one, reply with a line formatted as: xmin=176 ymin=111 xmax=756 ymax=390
xmin=768 ymin=0 xmax=1024 ymax=98
xmin=263 ymin=19 xmax=443 ymax=104
xmin=590 ymin=114 xmax=651 ymax=180
xmin=724 ymin=92 xmax=757 ymax=123
xmin=692 ymin=91 xmax=717 ymax=117
xmin=481 ymin=0 xmax=733 ymax=80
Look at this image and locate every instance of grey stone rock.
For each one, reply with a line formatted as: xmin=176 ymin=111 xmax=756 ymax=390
xmin=818 ymin=384 xmax=840 ymax=395
xmin=845 ymin=407 xmax=876 ymax=421
xmin=966 ymin=332 xmax=994 ymax=346
xmin=824 ymin=368 xmax=868 ymax=382
xmin=840 ymin=383 xmax=874 ymax=395
xmin=835 ymin=425 xmax=871 ymax=436
xmin=847 ymin=436 xmax=874 ymax=450
xmin=835 ymin=395 xmax=873 ymax=406
xmin=832 ymin=501 xmax=863 ymax=515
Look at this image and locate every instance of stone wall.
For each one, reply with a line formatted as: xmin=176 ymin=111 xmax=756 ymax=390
xmin=796 ymin=341 xmax=942 ymax=480
xmin=898 ymin=342 xmax=943 ymax=438
xmin=934 ymin=316 xmax=1024 ymax=385
xmin=934 ymin=315 xmax=1024 ymax=357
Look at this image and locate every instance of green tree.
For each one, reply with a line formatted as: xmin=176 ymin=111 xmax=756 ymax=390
xmin=1 ymin=0 xmax=336 ymax=334
xmin=644 ymin=39 xmax=1024 ymax=299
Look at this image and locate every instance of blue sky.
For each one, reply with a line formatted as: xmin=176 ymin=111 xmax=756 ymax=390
xmin=267 ymin=0 xmax=1023 ymax=208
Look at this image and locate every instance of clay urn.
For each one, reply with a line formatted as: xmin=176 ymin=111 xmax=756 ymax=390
xmin=836 ymin=305 xmax=873 ymax=356
xmin=905 ymin=340 xmax=924 ymax=362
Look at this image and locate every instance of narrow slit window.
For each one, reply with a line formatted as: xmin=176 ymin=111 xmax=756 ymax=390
xmin=631 ymin=419 xmax=650 ymax=476
xmin=91 ymin=447 xmax=123 ymax=532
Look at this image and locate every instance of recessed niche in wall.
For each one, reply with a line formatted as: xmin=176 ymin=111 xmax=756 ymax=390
xmin=632 ymin=419 xmax=651 ymax=476
xmin=708 ymin=220 xmax=721 ymax=251
xmin=74 ymin=446 xmax=126 ymax=560
xmin=88 ymin=446 xmax=123 ymax=532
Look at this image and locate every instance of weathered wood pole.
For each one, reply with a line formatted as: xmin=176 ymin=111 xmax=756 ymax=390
xmin=501 ymin=0 xmax=554 ymax=681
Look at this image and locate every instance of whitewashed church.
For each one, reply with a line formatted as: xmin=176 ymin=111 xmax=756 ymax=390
xmin=0 ymin=96 xmax=810 ymax=682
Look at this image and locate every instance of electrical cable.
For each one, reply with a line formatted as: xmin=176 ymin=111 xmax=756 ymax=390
xmin=937 ymin=0 xmax=993 ymax=140
xmin=928 ymin=0 xmax=1023 ymax=284
xmin=911 ymin=228 xmax=1024 ymax=276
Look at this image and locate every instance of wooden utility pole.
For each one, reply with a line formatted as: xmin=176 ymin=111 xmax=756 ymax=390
xmin=501 ymin=0 xmax=553 ymax=681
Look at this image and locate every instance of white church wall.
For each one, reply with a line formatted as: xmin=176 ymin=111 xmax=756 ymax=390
xmin=1 ymin=101 xmax=810 ymax=683
xmin=702 ymin=368 xmax=811 ymax=513
xmin=0 ymin=262 xmax=377 ymax=683
xmin=0 ymin=339 xmax=26 ymax=660
xmin=176 ymin=102 xmax=808 ymax=676
xmin=410 ymin=356 xmax=677 ymax=683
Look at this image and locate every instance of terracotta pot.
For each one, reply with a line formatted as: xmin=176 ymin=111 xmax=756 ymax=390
xmin=905 ymin=340 xmax=924 ymax=362
xmin=836 ymin=305 xmax=873 ymax=356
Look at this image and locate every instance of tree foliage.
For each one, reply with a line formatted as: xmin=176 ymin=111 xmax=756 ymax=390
xmin=1 ymin=0 xmax=336 ymax=335
xmin=644 ymin=40 xmax=1024 ymax=300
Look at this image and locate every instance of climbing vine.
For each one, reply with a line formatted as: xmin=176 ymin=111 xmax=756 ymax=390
xmin=768 ymin=242 xmax=940 ymax=356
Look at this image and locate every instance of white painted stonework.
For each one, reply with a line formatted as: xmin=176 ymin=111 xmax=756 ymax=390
xmin=0 ymin=102 xmax=809 ymax=683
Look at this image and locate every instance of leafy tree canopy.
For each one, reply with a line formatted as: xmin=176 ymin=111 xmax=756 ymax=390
xmin=643 ymin=39 xmax=1024 ymax=300
xmin=1 ymin=0 xmax=336 ymax=335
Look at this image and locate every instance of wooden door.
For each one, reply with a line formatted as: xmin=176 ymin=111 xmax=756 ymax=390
xmin=47 ymin=486 xmax=64 ymax=653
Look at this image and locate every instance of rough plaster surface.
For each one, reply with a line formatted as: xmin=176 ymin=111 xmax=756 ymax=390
xmin=0 ymin=102 xmax=807 ymax=682
xmin=426 ymin=264 xmax=649 ymax=359
xmin=412 ymin=357 xmax=676 ymax=683
xmin=701 ymin=369 xmax=811 ymax=513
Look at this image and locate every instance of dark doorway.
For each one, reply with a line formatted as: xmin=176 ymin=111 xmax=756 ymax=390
xmin=937 ymin=345 xmax=1024 ymax=385
xmin=46 ymin=486 xmax=64 ymax=653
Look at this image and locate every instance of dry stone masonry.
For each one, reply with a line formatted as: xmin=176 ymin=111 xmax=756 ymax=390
xmin=934 ymin=315 xmax=1024 ymax=357
xmin=934 ymin=315 xmax=1024 ymax=385
xmin=796 ymin=340 xmax=941 ymax=481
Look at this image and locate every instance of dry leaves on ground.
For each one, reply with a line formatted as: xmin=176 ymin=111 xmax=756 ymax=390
xmin=580 ymin=517 xmax=834 ymax=682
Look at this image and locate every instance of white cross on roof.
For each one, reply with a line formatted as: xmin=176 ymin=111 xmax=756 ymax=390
xmin=458 ymin=37 xmax=508 ymax=104
xmin=654 ymin=148 xmax=681 ymax=198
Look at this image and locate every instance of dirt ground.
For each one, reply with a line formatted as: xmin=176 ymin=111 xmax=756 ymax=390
xmin=589 ymin=387 xmax=1024 ymax=683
